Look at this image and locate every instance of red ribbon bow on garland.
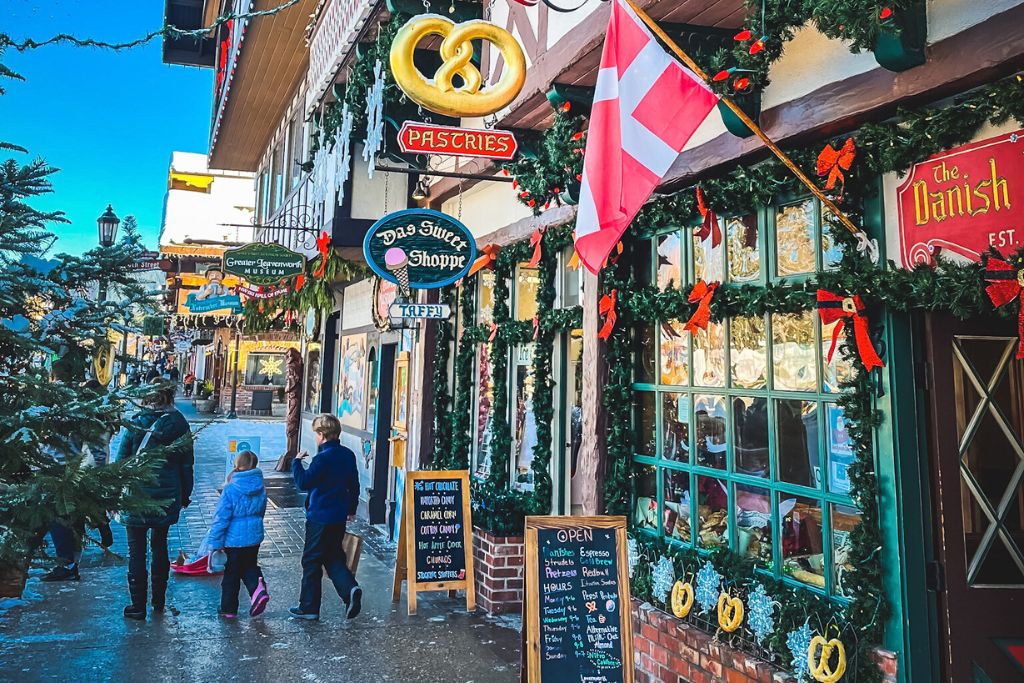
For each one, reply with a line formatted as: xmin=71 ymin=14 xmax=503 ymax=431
xmin=694 ymin=187 xmax=722 ymax=248
xmin=683 ymin=280 xmax=718 ymax=333
xmin=816 ymin=289 xmax=884 ymax=371
xmin=528 ymin=228 xmax=545 ymax=268
xmin=984 ymin=256 xmax=1024 ymax=358
xmin=597 ymin=290 xmax=617 ymax=340
xmin=313 ymin=231 xmax=331 ymax=279
xmin=294 ymin=273 xmax=306 ymax=292
xmin=467 ymin=244 xmax=501 ymax=278
xmin=816 ymin=138 xmax=857 ymax=197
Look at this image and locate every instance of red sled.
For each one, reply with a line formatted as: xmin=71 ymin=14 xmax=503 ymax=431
xmin=170 ymin=551 xmax=225 ymax=576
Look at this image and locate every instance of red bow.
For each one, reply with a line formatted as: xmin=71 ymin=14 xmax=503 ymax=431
xmin=294 ymin=273 xmax=306 ymax=292
xmin=313 ymin=231 xmax=331 ymax=278
xmin=694 ymin=187 xmax=721 ymax=248
xmin=528 ymin=228 xmax=544 ymax=268
xmin=598 ymin=290 xmax=617 ymax=340
xmin=467 ymin=244 xmax=500 ymax=278
xmin=984 ymin=256 xmax=1024 ymax=358
xmin=488 ymin=321 xmax=498 ymax=342
xmin=684 ymin=280 xmax=718 ymax=333
xmin=817 ymin=138 xmax=856 ymax=196
xmin=816 ymin=289 xmax=884 ymax=371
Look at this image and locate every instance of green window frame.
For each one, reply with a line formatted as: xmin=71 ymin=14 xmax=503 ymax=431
xmin=631 ymin=197 xmax=860 ymax=600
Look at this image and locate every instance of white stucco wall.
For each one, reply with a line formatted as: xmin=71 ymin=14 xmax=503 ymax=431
xmin=160 ymin=152 xmax=257 ymax=246
xmin=441 ymin=176 xmax=534 ymax=237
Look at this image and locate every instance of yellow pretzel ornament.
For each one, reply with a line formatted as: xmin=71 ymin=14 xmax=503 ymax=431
xmin=808 ymin=635 xmax=847 ymax=683
xmin=389 ymin=16 xmax=527 ymax=118
xmin=670 ymin=580 xmax=694 ymax=618
xmin=716 ymin=591 xmax=744 ymax=633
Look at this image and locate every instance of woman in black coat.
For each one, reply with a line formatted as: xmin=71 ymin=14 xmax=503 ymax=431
xmin=116 ymin=382 xmax=194 ymax=620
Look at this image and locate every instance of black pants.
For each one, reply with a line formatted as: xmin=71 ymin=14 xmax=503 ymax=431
xmin=126 ymin=525 xmax=169 ymax=596
xmin=220 ymin=545 xmax=264 ymax=614
xmin=299 ymin=521 xmax=357 ymax=614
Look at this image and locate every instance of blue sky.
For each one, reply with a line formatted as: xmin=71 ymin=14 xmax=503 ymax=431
xmin=2 ymin=1 xmax=213 ymax=255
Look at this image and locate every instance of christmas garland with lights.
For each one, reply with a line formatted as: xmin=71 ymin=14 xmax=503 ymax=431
xmin=241 ymin=250 xmax=367 ymax=333
xmin=430 ymin=225 xmax=581 ymax=534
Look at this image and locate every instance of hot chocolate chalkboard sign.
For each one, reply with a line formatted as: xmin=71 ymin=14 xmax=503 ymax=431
xmin=392 ymin=470 xmax=476 ymax=615
xmin=524 ymin=516 xmax=633 ymax=683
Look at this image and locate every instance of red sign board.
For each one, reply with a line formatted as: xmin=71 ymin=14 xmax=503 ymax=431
xmin=897 ymin=130 xmax=1024 ymax=267
xmin=397 ymin=122 xmax=518 ymax=160
xmin=237 ymin=283 xmax=288 ymax=299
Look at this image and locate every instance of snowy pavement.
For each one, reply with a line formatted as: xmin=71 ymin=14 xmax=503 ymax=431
xmin=0 ymin=403 xmax=522 ymax=682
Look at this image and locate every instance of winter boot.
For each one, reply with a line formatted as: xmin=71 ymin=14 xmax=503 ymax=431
xmin=123 ymin=577 xmax=147 ymax=620
xmin=151 ymin=575 xmax=168 ymax=612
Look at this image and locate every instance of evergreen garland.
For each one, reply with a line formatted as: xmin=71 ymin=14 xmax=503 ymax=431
xmin=429 ymin=287 xmax=456 ymax=467
xmin=501 ymin=105 xmax=587 ymax=215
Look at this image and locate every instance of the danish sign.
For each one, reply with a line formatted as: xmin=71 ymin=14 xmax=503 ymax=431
xmin=398 ymin=122 xmax=518 ymax=160
xmin=388 ymin=303 xmax=452 ymax=320
xmin=897 ymin=130 xmax=1024 ymax=267
xmin=363 ymin=209 xmax=476 ymax=290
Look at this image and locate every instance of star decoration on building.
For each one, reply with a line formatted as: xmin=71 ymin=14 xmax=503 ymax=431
xmin=694 ymin=561 xmax=722 ymax=615
xmin=786 ymin=620 xmax=815 ymax=681
xmin=746 ymin=583 xmax=776 ymax=646
xmin=363 ymin=60 xmax=385 ymax=179
xmin=651 ymin=556 xmax=675 ymax=604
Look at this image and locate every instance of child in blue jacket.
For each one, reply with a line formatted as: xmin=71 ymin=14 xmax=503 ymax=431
xmin=207 ymin=451 xmax=269 ymax=618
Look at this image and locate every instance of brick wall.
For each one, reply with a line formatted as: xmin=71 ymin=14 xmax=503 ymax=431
xmin=472 ymin=528 xmax=524 ymax=614
xmin=632 ymin=600 xmax=898 ymax=683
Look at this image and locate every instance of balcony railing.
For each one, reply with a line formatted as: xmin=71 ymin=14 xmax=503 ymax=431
xmin=305 ymin=0 xmax=379 ymax=112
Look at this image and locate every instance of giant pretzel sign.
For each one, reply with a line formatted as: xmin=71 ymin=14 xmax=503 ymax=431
xmin=389 ymin=15 xmax=527 ymax=118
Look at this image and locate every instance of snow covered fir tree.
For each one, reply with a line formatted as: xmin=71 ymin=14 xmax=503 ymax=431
xmin=0 ymin=46 xmax=167 ymax=596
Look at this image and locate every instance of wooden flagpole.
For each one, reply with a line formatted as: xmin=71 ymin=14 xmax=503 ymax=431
xmin=623 ymin=0 xmax=862 ymax=237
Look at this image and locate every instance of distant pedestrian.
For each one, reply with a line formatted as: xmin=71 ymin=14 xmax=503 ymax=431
xmin=183 ymin=372 xmax=196 ymax=397
xmin=115 ymin=381 xmax=194 ymax=620
xmin=169 ymin=366 xmax=180 ymax=384
xmin=145 ymin=366 xmax=161 ymax=382
xmin=289 ymin=414 xmax=362 ymax=621
xmin=207 ymin=450 xmax=270 ymax=619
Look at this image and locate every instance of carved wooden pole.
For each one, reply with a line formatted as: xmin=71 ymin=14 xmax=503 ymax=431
xmin=577 ymin=270 xmax=607 ymax=515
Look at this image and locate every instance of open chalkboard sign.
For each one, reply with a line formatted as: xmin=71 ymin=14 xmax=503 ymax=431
xmin=524 ymin=516 xmax=634 ymax=683
xmin=391 ymin=470 xmax=476 ymax=615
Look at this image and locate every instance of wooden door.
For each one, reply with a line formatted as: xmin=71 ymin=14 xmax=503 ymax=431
xmin=925 ymin=314 xmax=1024 ymax=682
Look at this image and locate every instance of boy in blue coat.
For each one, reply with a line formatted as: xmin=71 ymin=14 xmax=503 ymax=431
xmin=289 ymin=414 xmax=362 ymax=620
xmin=207 ymin=451 xmax=270 ymax=618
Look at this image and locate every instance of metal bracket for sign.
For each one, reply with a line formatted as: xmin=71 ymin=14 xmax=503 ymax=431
xmin=220 ymin=201 xmax=323 ymax=253
xmin=374 ymin=163 xmax=514 ymax=183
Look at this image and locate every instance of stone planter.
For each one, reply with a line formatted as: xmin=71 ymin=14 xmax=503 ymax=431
xmin=0 ymin=562 xmax=28 ymax=598
xmin=472 ymin=527 xmax=524 ymax=615
xmin=196 ymin=398 xmax=217 ymax=413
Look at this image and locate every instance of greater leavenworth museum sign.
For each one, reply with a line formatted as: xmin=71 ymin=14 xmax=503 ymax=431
xmin=363 ymin=209 xmax=476 ymax=290
xmin=223 ymin=242 xmax=306 ymax=285
xmin=898 ymin=130 xmax=1023 ymax=267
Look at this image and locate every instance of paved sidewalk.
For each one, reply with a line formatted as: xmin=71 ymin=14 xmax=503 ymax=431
xmin=0 ymin=404 xmax=522 ymax=682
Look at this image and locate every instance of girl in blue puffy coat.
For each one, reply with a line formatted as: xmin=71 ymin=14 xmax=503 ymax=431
xmin=207 ymin=451 xmax=270 ymax=618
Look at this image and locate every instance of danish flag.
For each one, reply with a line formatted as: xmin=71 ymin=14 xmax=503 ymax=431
xmin=574 ymin=0 xmax=719 ymax=274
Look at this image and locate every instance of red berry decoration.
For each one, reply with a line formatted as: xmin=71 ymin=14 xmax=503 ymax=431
xmin=520 ymin=190 xmax=530 ymax=197
xmin=512 ymin=179 xmax=519 ymax=189
xmin=733 ymin=76 xmax=751 ymax=91
xmin=544 ymin=202 xmax=550 ymax=210
xmin=528 ymin=199 xmax=536 ymax=207
xmin=561 ymin=101 xmax=571 ymax=112
xmin=749 ymin=37 xmax=767 ymax=54
xmin=879 ymin=7 xmax=893 ymax=19
xmin=576 ymin=174 xmax=582 ymax=181
xmin=713 ymin=69 xmax=733 ymax=82
xmin=733 ymin=29 xmax=752 ymax=41
xmin=502 ymin=168 xmax=510 ymax=176
xmin=553 ymin=187 xmax=561 ymax=194
xmin=571 ymin=132 xmax=584 ymax=141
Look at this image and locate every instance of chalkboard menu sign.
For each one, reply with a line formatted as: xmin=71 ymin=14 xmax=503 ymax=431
xmin=524 ymin=516 xmax=633 ymax=683
xmin=392 ymin=470 xmax=476 ymax=615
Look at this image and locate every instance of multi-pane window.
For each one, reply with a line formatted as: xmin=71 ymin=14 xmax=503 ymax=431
xmin=632 ymin=198 xmax=859 ymax=599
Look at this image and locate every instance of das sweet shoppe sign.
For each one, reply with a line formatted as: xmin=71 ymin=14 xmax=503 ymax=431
xmin=898 ymin=130 xmax=1024 ymax=266
xmin=363 ymin=209 xmax=476 ymax=290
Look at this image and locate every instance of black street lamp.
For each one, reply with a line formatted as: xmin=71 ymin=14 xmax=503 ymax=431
xmin=97 ymin=204 xmax=120 ymax=248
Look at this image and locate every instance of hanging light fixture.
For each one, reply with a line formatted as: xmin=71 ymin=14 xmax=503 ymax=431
xmin=97 ymin=204 xmax=120 ymax=247
xmin=411 ymin=177 xmax=430 ymax=201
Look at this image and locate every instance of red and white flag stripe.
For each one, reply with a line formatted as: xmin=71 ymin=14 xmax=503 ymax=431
xmin=574 ymin=0 xmax=719 ymax=274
